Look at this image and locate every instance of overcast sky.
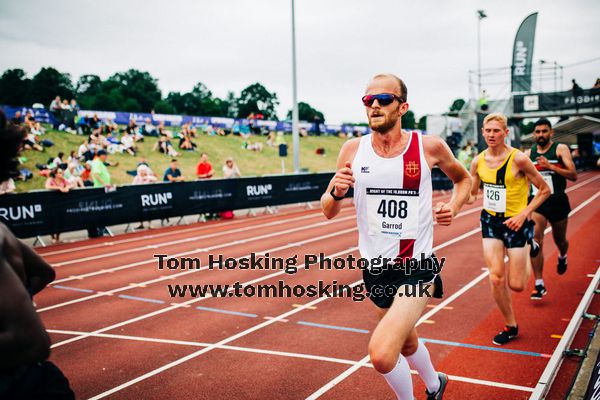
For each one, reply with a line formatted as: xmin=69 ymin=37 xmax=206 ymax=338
xmin=1 ymin=0 xmax=598 ymax=124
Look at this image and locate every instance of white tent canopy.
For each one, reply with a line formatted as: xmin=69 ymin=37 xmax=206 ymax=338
xmin=521 ymin=116 xmax=600 ymax=145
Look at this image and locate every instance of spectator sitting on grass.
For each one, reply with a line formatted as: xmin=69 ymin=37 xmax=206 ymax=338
xmin=78 ymin=139 xmax=94 ymax=161
xmin=178 ymin=126 xmax=197 ymax=151
xmin=142 ymin=118 xmax=158 ymax=137
xmin=11 ymin=111 xmax=23 ymax=125
xmin=157 ymin=121 xmax=173 ymax=138
xmin=80 ymin=163 xmax=93 ymax=186
xmin=242 ymin=141 xmax=263 ymax=152
xmin=64 ymin=163 xmax=84 ymax=188
xmin=23 ymin=131 xmax=44 ymax=152
xmin=120 ymin=132 xmax=137 ymax=156
xmin=196 ymin=152 xmax=214 ymax=180
xmin=153 ymin=136 xmax=179 ymax=157
xmin=132 ymin=164 xmax=157 ymax=185
xmin=240 ymin=122 xmax=251 ymax=139
xmin=223 ymin=157 xmax=241 ymax=178
xmin=266 ymin=131 xmax=276 ymax=147
xmin=51 ymin=152 xmax=67 ymax=170
xmin=163 ymin=159 xmax=185 ymax=182
xmin=0 ymin=177 xmax=16 ymax=195
xmin=132 ymin=164 xmax=157 ymax=230
xmin=125 ymin=119 xmax=138 ymax=135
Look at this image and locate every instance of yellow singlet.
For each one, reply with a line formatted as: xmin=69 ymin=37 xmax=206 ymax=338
xmin=477 ymin=148 xmax=528 ymax=217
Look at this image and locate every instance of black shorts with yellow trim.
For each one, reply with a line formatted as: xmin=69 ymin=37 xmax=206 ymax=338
xmin=480 ymin=210 xmax=534 ymax=248
xmin=362 ymin=254 xmax=444 ymax=309
xmin=529 ymin=194 xmax=571 ymax=223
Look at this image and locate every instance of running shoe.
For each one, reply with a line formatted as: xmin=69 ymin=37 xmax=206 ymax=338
xmin=493 ymin=325 xmax=518 ymax=346
xmin=557 ymin=256 xmax=567 ymax=275
xmin=530 ymin=284 xmax=547 ymax=300
xmin=529 ymin=239 xmax=540 ymax=258
xmin=426 ymin=372 xmax=448 ymax=400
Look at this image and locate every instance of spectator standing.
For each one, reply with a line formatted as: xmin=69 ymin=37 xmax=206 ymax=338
xmin=572 ymin=79 xmax=584 ymax=113
xmin=91 ymin=150 xmax=111 ymax=188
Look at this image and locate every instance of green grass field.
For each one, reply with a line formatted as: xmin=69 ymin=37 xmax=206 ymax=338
xmin=16 ymin=129 xmax=347 ymax=192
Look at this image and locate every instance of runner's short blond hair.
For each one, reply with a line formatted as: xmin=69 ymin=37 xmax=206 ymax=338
xmin=483 ymin=113 xmax=508 ymax=130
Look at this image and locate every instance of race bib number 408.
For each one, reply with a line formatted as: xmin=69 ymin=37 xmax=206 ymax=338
xmin=366 ymin=188 xmax=419 ymax=239
xmin=483 ymin=183 xmax=507 ymax=213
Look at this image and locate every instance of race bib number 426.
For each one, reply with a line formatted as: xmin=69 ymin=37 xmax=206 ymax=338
xmin=483 ymin=183 xmax=506 ymax=213
xmin=366 ymin=188 xmax=419 ymax=239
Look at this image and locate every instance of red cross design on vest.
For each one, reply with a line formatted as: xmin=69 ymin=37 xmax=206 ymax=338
xmin=405 ymin=160 xmax=419 ymax=178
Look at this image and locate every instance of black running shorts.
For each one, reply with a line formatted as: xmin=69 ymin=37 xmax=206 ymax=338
xmin=530 ymin=194 xmax=571 ymax=223
xmin=480 ymin=210 xmax=534 ymax=248
xmin=362 ymin=254 xmax=444 ymax=309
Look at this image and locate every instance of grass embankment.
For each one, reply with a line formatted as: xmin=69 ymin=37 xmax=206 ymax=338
xmin=16 ymin=130 xmax=346 ymax=192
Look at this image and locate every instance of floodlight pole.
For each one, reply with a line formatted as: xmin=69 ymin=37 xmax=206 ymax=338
xmin=477 ymin=10 xmax=487 ymax=99
xmin=291 ymin=0 xmax=300 ymax=173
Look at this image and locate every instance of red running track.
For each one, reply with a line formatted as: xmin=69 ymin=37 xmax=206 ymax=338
xmin=32 ymin=171 xmax=600 ymax=399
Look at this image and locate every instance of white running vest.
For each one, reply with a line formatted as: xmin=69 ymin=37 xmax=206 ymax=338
xmin=352 ymin=131 xmax=433 ymax=263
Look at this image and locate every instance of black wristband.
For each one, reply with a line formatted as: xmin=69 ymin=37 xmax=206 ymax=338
xmin=330 ymin=187 xmax=345 ymax=201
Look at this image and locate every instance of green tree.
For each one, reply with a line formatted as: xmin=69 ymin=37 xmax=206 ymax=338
xmin=75 ymin=74 xmax=103 ymax=109
xmin=30 ymin=67 xmax=74 ymax=105
xmin=520 ymin=120 xmax=535 ymax=136
xmin=401 ymin=110 xmax=416 ymax=129
xmin=286 ymin=101 xmax=325 ymax=123
xmin=106 ymin=69 xmax=161 ymax=112
xmin=418 ymin=115 xmax=427 ymax=131
xmin=236 ymin=83 xmax=279 ymax=120
xmin=153 ymin=100 xmax=176 ymax=115
xmin=0 ymin=69 xmax=32 ymax=106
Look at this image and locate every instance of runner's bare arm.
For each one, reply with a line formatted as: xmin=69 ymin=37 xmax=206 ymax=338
xmin=467 ymin=155 xmax=481 ymax=204
xmin=321 ymin=139 xmax=359 ymax=219
xmin=18 ymin=240 xmax=55 ymax=295
xmin=424 ymin=136 xmax=472 ymax=225
xmin=504 ymin=152 xmax=550 ymax=231
xmin=0 ymin=237 xmax=50 ymax=369
xmin=553 ymin=143 xmax=578 ymax=181
xmin=0 ymin=224 xmax=55 ymax=296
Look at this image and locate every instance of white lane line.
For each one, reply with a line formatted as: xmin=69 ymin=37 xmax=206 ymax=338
xmin=38 ymin=191 xmax=455 ymax=257
xmin=305 ymin=178 xmax=599 ymax=399
xmin=37 ymin=203 xmax=330 ymax=256
xmin=46 ymin=328 xmax=534 ymax=393
xmin=44 ymin=203 xmax=484 ymax=310
xmin=50 ymin=248 xmax=359 ymax=350
xmin=51 ymin=214 xmax=356 ymax=284
xmin=80 ymin=215 xmax=486 ymax=399
xmin=41 ymin=226 xmax=357 ymax=313
xmin=52 ymin=209 xmax=355 ymax=267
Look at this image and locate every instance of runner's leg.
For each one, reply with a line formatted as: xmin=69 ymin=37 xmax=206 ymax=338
xmin=484 ymin=238 xmax=516 ymax=326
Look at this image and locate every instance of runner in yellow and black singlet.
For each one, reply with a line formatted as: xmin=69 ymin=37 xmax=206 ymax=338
xmin=468 ymin=113 xmax=550 ymax=346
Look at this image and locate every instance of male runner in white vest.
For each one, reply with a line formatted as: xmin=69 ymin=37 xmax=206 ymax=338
xmin=321 ymin=74 xmax=472 ymax=400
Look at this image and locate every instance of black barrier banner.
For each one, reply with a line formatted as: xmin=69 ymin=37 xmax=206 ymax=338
xmin=0 ymin=172 xmax=454 ymax=238
xmin=584 ymin=348 xmax=600 ymax=400
xmin=514 ymin=88 xmax=600 ymax=113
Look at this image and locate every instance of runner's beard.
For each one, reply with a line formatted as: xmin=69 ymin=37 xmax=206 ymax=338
xmin=536 ymin=136 xmax=549 ymax=147
xmin=369 ymin=113 xmax=398 ymax=133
